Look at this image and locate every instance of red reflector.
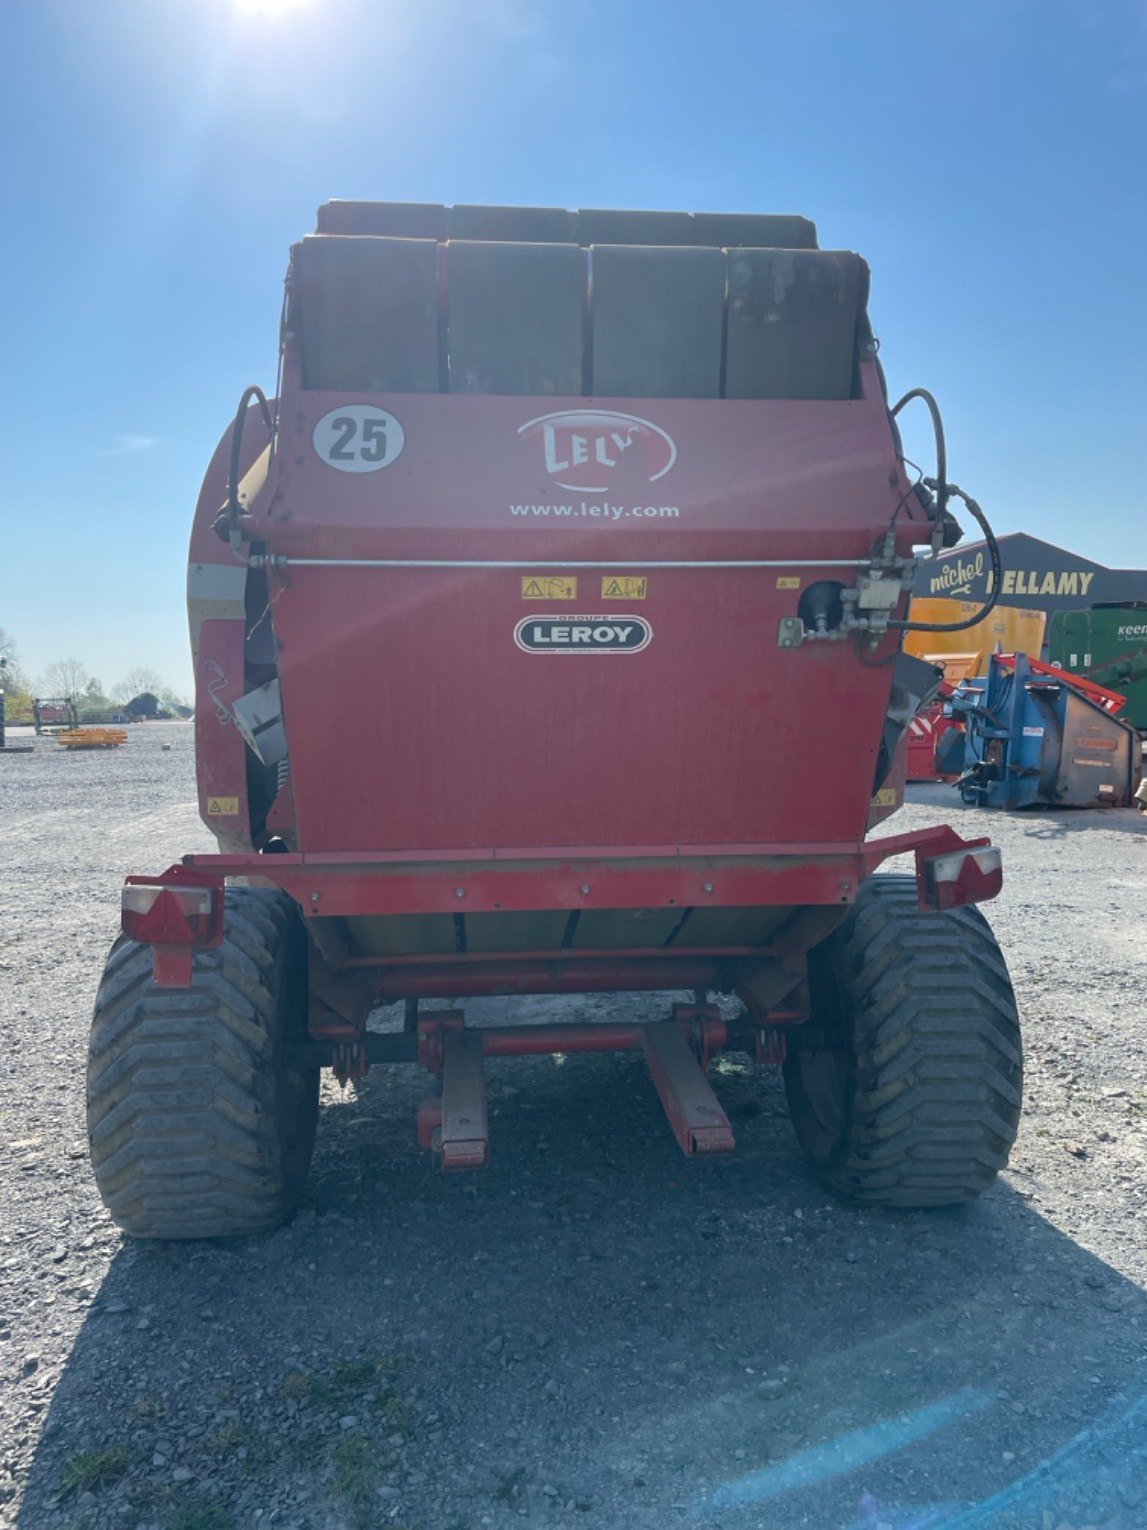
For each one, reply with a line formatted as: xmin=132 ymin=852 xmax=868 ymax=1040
xmin=920 ymin=846 xmax=1003 ymax=911
xmin=121 ymin=884 xmax=219 ymax=946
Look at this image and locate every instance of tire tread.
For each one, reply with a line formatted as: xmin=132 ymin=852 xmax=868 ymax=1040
xmin=87 ymin=888 xmax=318 ymax=1238
xmin=784 ymin=874 xmax=1022 ymax=1207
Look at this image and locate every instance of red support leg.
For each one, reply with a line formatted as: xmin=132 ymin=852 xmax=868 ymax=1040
xmin=439 ymin=1029 xmax=489 ymax=1170
xmin=641 ymin=1022 xmax=735 ymax=1157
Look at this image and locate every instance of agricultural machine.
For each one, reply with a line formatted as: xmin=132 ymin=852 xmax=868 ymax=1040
xmin=88 ymin=203 xmax=1023 ymax=1238
xmin=901 ymin=599 xmax=1046 ymax=783
xmin=1047 ymin=602 xmax=1147 ymax=734
xmin=33 ymin=696 xmax=78 ymax=734
xmin=939 ymin=652 xmax=1141 ymax=809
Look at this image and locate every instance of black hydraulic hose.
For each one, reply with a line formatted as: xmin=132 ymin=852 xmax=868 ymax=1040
xmin=891 ymin=387 xmax=947 ymax=528
xmin=214 ymin=385 xmax=274 ymax=542
xmin=888 ymin=479 xmax=1002 ymax=632
xmin=886 ymin=386 xmax=1001 ymax=635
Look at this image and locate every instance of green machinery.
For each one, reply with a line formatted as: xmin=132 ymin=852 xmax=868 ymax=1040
xmin=1047 ymin=603 xmax=1147 ymax=733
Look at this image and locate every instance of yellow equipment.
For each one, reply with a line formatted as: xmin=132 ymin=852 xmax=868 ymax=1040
xmin=903 ymin=598 xmax=1046 ymax=682
xmin=56 ymin=728 xmax=128 ymax=750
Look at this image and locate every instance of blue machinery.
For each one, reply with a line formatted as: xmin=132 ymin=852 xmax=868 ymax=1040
xmin=937 ymin=652 xmax=1141 ymax=810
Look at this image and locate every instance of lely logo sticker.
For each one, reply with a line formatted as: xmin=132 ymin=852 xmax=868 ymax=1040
xmin=514 ymin=614 xmax=652 ymax=654
xmin=518 ymin=410 xmax=676 ymax=492
xmin=313 ymin=405 xmax=405 ymax=473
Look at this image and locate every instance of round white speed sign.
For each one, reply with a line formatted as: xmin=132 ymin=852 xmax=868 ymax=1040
xmin=312 ymin=405 xmax=405 ymax=473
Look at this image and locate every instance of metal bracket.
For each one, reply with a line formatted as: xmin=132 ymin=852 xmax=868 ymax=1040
xmin=416 ymin=1011 xmax=465 ymax=1074
xmin=778 ymin=556 xmax=918 ymax=648
xmin=416 ymin=1011 xmax=489 ymax=1170
xmin=755 ymin=1027 xmax=789 ymax=1066
xmin=332 ymin=1041 xmax=369 ymax=1085
xmin=669 ymin=1002 xmax=726 ymax=1071
xmin=150 ymin=945 xmax=193 ymax=988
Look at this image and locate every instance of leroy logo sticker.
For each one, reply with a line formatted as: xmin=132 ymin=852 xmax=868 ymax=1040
xmin=518 ymin=410 xmax=676 ymax=492
xmin=514 ymin=614 xmax=652 ymax=654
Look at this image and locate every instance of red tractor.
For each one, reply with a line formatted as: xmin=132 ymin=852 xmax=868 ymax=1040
xmin=88 ymin=203 xmax=1021 ymax=1238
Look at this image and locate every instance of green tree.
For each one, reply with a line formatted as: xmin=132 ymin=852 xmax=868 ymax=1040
xmin=0 ymin=629 xmax=34 ymax=719
xmin=78 ymin=676 xmax=115 ymax=721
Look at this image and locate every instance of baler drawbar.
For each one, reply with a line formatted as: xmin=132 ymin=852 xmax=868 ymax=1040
xmin=88 ymin=202 xmax=1023 ymax=1237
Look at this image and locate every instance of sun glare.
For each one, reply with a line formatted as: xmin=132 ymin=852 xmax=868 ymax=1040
xmin=235 ymin=0 xmax=311 ymax=17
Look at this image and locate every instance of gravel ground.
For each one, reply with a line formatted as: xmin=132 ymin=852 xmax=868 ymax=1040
xmin=1 ymin=720 xmax=1146 ymax=1530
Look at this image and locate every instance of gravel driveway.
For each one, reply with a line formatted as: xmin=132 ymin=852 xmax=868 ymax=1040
xmin=2 ymin=721 xmax=1145 ymax=1529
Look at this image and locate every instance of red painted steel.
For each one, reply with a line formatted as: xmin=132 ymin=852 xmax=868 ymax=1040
xmin=439 ymin=1031 xmax=489 ymax=1170
xmin=175 ymin=824 xmax=963 ymax=912
xmin=640 ymin=1023 xmax=736 ymax=1155
xmin=906 ymin=701 xmax=960 ymax=783
xmin=367 ymin=960 xmax=735 ymax=1001
xmin=171 ymin=266 xmax=1004 ymax=1022
xmin=994 ymin=652 xmax=1127 ymax=713
xmin=472 ymin=1023 xmax=647 ymax=1056
xmin=192 ymin=361 xmax=934 ymax=860
xmin=175 ymin=840 xmax=901 ymax=916
xmin=340 ymin=945 xmax=771 ymax=968
xmin=127 ymin=823 xmax=994 ymax=995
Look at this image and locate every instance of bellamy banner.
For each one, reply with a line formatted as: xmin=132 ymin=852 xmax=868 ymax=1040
xmin=914 ymin=533 xmax=1147 ymax=615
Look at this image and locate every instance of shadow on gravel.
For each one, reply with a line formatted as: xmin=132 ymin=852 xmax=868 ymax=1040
xmin=902 ymin=784 xmax=1147 ymax=844
xmin=1019 ymin=810 xmax=1147 ymax=842
xmin=19 ymin=1032 xmax=1147 ymax=1530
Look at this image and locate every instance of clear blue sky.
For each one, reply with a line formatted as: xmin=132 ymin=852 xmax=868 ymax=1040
xmin=2 ymin=0 xmax=1145 ymax=696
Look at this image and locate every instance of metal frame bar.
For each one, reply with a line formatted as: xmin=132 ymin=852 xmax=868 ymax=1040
xmin=250 ymin=556 xmax=869 ymax=571
xmin=170 ymin=826 xmax=970 ymax=922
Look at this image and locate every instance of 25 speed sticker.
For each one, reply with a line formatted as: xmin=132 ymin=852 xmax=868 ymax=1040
xmin=313 ymin=405 xmax=405 ymax=473
xmin=514 ymin=614 xmax=652 ymax=654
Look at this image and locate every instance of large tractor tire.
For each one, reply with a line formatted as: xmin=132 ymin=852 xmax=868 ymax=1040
xmin=783 ymin=874 xmax=1021 ymax=1207
xmin=88 ymin=888 xmax=319 ymax=1238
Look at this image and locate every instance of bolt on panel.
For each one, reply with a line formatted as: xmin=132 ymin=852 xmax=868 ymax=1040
xmin=691 ymin=212 xmax=818 ymax=249
xmin=725 ymin=249 xmax=869 ymax=401
xmin=446 ymin=241 xmax=584 ymax=396
xmin=450 ymin=204 xmax=577 ymax=243
xmin=578 ymin=208 xmax=696 ymax=247
xmin=315 ymin=200 xmax=450 ymax=240
xmin=294 ymin=235 xmax=440 ymax=393
xmin=590 ymin=244 xmax=725 ymax=399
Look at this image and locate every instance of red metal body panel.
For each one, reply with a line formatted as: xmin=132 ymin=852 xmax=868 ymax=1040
xmin=181 ymin=842 xmax=876 ymax=916
xmin=271 ymin=563 xmax=891 ymax=852
xmin=130 ymin=823 xmax=993 ymax=998
xmin=906 ymin=701 xmax=960 ymax=783
xmin=239 ymin=368 xmax=926 ymax=857
xmin=263 ymin=387 xmax=904 ymax=554
xmin=176 ymin=334 xmax=1000 ymax=1016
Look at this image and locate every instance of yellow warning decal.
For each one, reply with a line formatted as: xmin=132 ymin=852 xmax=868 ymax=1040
xmin=601 ymin=576 xmax=647 ymax=600
xmin=521 ymin=576 xmax=576 ymax=600
xmin=206 ymin=796 xmax=240 ymax=816
xmin=869 ymin=788 xmax=897 ymax=807
xmin=776 ymin=576 xmax=801 ymax=590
